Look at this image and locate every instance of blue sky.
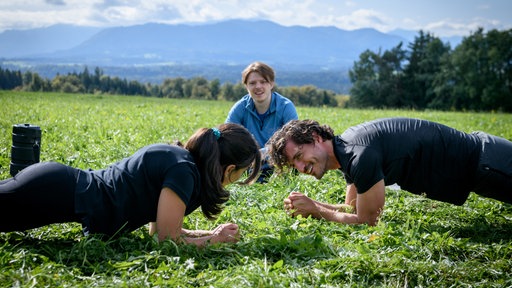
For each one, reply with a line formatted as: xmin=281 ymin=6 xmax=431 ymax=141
xmin=0 ymin=0 xmax=510 ymax=36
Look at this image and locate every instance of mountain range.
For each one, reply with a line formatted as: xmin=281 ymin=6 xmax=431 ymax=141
xmin=0 ymin=20 xmax=462 ymax=93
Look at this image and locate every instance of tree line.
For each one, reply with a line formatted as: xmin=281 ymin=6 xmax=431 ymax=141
xmin=348 ymin=28 xmax=512 ymax=112
xmin=3 ymin=27 xmax=509 ymax=111
xmin=0 ymin=66 xmax=339 ymax=107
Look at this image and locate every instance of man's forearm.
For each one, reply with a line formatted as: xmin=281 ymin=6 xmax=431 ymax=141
xmin=314 ymin=205 xmax=364 ymax=224
xmin=317 ymin=202 xmax=354 ymax=213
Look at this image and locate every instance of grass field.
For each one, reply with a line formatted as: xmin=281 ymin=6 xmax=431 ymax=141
xmin=1 ymin=91 xmax=511 ymax=287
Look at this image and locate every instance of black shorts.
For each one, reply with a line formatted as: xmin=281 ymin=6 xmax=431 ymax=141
xmin=472 ymin=132 xmax=512 ymax=204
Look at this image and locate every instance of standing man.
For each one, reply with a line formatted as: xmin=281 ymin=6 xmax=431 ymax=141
xmin=267 ymin=118 xmax=512 ymax=225
xmin=226 ymin=61 xmax=298 ymax=183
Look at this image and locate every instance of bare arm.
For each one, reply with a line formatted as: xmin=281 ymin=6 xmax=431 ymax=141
xmin=150 ymin=227 xmax=224 ymax=237
xmin=180 ymin=228 xmax=212 ymax=237
xmin=284 ymin=183 xmax=357 ymax=214
xmin=150 ymin=187 xmax=239 ymax=247
xmin=284 ymin=180 xmax=385 ymax=225
xmin=311 ymin=199 xmax=353 ymax=214
xmin=345 ymin=183 xmax=358 ymax=208
xmin=353 ymin=180 xmax=385 ymax=225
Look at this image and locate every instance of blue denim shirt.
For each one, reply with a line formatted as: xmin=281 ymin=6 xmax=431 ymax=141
xmin=225 ymin=91 xmax=298 ymax=148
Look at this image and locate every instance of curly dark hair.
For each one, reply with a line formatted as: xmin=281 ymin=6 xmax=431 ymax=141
xmin=266 ymin=119 xmax=334 ymax=172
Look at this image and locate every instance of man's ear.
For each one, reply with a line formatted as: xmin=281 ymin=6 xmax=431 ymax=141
xmin=312 ymin=131 xmax=322 ymax=143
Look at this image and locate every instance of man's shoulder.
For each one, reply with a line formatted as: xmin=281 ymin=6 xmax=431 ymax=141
xmin=273 ymin=92 xmax=293 ymax=103
xmin=231 ymin=94 xmax=253 ymax=109
xmin=272 ymin=92 xmax=297 ymax=112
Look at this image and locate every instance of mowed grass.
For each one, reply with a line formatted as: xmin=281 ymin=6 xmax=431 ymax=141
xmin=0 ymin=91 xmax=511 ymax=287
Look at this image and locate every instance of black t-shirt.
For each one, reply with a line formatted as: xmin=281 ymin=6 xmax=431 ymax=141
xmin=74 ymin=144 xmax=201 ymax=235
xmin=333 ymin=118 xmax=481 ymax=205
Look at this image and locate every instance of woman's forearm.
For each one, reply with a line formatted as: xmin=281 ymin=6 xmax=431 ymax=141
xmin=181 ymin=234 xmax=219 ymax=247
xmin=181 ymin=228 xmax=213 ymax=237
xmin=149 ymin=223 xmax=215 ymax=246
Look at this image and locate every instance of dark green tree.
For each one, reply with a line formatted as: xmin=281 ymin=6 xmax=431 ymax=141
xmin=348 ymin=49 xmax=381 ymax=107
xmin=403 ymin=31 xmax=451 ymax=109
xmin=434 ymin=28 xmax=512 ymax=111
xmin=23 ymin=71 xmax=51 ymax=92
xmin=0 ymin=67 xmax=22 ymax=90
xmin=430 ymin=51 xmax=458 ymax=110
xmin=80 ymin=67 xmax=92 ymax=93
xmin=232 ymin=82 xmax=248 ymax=100
xmin=161 ymin=77 xmax=185 ymax=98
xmin=189 ymin=77 xmax=211 ymax=99
xmin=378 ymin=43 xmax=407 ymax=107
xmin=220 ymin=82 xmax=236 ymax=101
xmin=209 ymin=79 xmax=221 ymax=100
xmin=349 ymin=44 xmax=406 ymax=108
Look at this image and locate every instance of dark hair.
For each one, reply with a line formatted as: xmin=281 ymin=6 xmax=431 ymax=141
xmin=242 ymin=61 xmax=275 ymax=85
xmin=267 ymin=119 xmax=334 ymax=172
xmin=185 ymin=123 xmax=261 ymax=219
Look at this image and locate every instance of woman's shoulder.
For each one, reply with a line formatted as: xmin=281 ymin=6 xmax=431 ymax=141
xmin=139 ymin=144 xmax=194 ymax=162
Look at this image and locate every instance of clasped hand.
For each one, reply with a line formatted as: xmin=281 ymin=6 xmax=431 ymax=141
xmin=283 ymin=191 xmax=317 ymax=218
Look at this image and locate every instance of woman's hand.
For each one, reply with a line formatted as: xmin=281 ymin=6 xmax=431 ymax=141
xmin=210 ymin=223 xmax=240 ymax=244
xmin=172 ymin=222 xmax=240 ymax=247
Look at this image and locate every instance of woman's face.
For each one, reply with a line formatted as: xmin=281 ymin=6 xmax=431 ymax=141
xmin=245 ymin=72 xmax=274 ymax=104
xmin=222 ymin=166 xmax=249 ymax=186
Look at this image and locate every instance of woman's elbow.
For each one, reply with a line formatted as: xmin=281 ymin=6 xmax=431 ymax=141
xmin=358 ymin=209 xmax=382 ymax=226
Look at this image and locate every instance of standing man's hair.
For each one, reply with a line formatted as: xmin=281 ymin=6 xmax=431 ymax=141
xmin=242 ymin=62 xmax=275 ymax=85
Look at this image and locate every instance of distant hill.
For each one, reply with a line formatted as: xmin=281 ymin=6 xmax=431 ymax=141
xmin=0 ymin=24 xmax=101 ymax=58
xmin=0 ymin=20 xmax=462 ymax=93
xmin=0 ymin=20 xmax=407 ymax=66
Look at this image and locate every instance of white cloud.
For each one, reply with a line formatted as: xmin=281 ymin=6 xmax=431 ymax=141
xmin=424 ymin=17 xmax=508 ymax=37
xmin=0 ymin=0 xmax=510 ymax=36
xmin=331 ymin=9 xmax=391 ymax=31
xmin=45 ymin=0 xmax=65 ymax=5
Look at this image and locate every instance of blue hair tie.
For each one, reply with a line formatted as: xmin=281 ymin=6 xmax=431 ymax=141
xmin=212 ymin=127 xmax=221 ymax=139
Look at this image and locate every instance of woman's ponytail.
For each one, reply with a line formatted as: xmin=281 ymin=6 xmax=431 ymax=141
xmin=185 ymin=124 xmax=260 ymax=219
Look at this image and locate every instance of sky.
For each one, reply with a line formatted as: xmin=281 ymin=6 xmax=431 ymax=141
xmin=0 ymin=0 xmax=511 ymax=37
